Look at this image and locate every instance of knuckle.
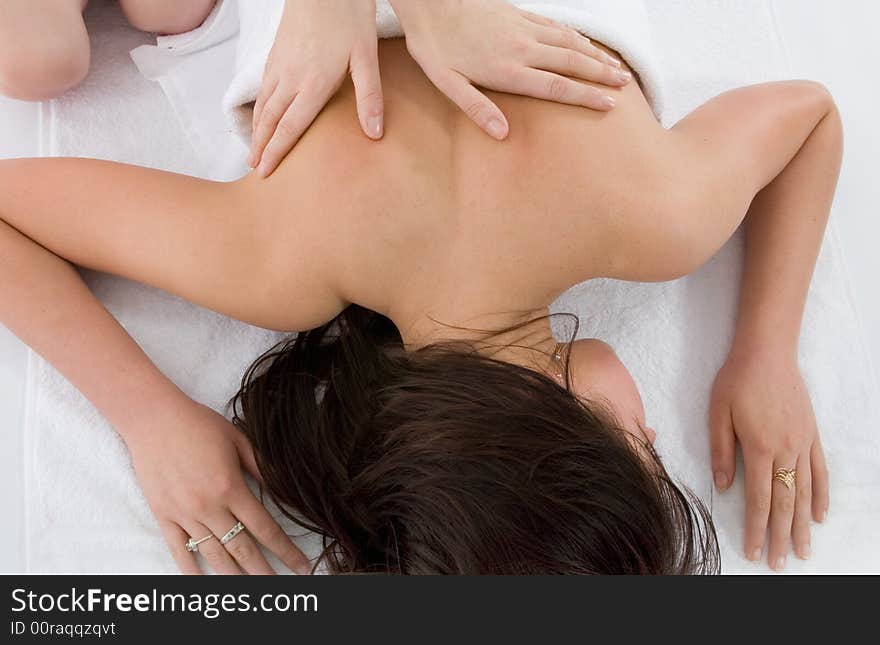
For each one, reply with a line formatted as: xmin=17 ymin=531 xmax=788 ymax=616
xmin=749 ymin=492 xmax=771 ymax=514
xmin=797 ymin=481 xmax=812 ymax=500
xmin=202 ymin=546 xmax=227 ymax=566
xmin=358 ymin=86 xmax=383 ymax=104
xmin=565 ymin=51 xmax=579 ymax=73
xmin=547 ymin=76 xmax=568 ymax=100
xmin=510 ymin=37 xmax=530 ymax=57
xmin=781 ymin=433 xmax=801 ymax=453
xmin=188 ymin=495 xmax=214 ymax=516
xmin=226 ymin=538 xmax=256 ymax=562
xmin=464 ymin=101 xmax=487 ymax=122
xmin=214 ymin=475 xmax=237 ymax=499
xmin=261 ymin=103 xmax=283 ymax=125
xmin=750 ymin=438 xmax=774 ymax=458
xmin=778 ymin=494 xmax=795 ymax=514
xmin=559 ymin=28 xmax=576 ymax=48
xmin=275 ymin=118 xmax=298 ymax=139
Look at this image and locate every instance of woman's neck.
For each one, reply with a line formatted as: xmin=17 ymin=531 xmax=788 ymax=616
xmin=393 ymin=305 xmax=563 ymax=378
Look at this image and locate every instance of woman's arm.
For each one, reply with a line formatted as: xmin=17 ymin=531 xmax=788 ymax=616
xmin=707 ymin=88 xmax=841 ymax=570
xmin=0 ymin=213 xmax=183 ymax=433
xmin=593 ymin=80 xmax=841 ymax=570
xmin=0 ymin=158 xmax=310 ymax=574
xmin=651 ymin=81 xmax=842 ymax=570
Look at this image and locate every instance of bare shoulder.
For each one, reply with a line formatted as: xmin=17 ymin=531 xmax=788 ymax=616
xmin=0 ymin=157 xmax=343 ymax=333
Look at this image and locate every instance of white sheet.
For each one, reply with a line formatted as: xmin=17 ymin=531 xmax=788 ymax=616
xmin=7 ymin=0 xmax=880 ymax=574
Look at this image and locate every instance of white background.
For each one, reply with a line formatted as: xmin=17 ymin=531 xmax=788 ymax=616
xmin=1 ymin=1 xmax=878 ymax=571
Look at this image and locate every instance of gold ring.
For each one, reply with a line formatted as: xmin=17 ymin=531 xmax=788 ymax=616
xmin=773 ymin=467 xmax=797 ymax=491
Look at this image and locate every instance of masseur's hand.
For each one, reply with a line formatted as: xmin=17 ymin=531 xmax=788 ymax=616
xmin=709 ymin=348 xmax=829 ymax=571
xmin=126 ymin=398 xmax=311 ymax=574
xmin=389 ymin=0 xmax=631 ymax=140
xmin=249 ymin=0 xmax=382 ymax=177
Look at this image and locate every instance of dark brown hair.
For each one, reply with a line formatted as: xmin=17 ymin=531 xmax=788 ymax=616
xmin=227 ymin=305 xmax=719 ymax=574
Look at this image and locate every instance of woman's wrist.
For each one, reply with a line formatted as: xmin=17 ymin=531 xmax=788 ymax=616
xmin=111 ymin=376 xmax=193 ymax=449
xmin=727 ymin=327 xmax=799 ymax=366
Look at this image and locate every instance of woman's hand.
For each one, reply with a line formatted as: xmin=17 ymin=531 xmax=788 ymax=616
xmin=249 ymin=0 xmax=383 ymax=177
xmin=710 ymin=348 xmax=829 ymax=571
xmin=125 ymin=397 xmax=311 ymax=575
xmin=390 ymin=0 xmax=631 ymax=140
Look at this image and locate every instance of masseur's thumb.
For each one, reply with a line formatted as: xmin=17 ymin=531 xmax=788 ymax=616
xmin=351 ymin=44 xmax=384 ymax=140
xmin=709 ymin=399 xmax=736 ymax=492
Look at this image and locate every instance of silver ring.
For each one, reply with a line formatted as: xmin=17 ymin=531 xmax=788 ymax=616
xmin=185 ymin=533 xmax=215 ymax=553
xmin=220 ymin=521 xmax=246 ymax=545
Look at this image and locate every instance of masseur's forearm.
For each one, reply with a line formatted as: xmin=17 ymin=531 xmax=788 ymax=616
xmin=0 ymin=216 xmax=187 ymax=440
xmin=731 ymin=102 xmax=843 ymax=358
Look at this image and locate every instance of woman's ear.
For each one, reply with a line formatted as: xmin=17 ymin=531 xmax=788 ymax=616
xmin=565 ymin=338 xmax=610 ymax=397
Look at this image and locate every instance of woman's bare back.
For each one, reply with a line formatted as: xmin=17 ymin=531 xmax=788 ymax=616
xmin=237 ymin=38 xmax=686 ymax=330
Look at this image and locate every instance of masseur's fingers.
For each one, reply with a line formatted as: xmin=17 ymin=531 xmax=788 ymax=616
xmin=791 ymin=451 xmax=813 ymax=560
xmin=160 ymin=521 xmax=200 ymax=575
xmin=350 ymin=44 xmax=384 ymax=140
xmin=767 ymin=454 xmax=799 ymax=571
xmin=429 ymin=68 xmax=508 ymax=140
xmin=530 ymin=44 xmax=631 ymax=87
xmin=232 ymin=489 xmax=312 ymax=575
xmin=250 ymin=86 xmax=297 ymax=175
xmin=709 ymin=404 xmax=736 ymax=491
xmin=183 ymin=520 xmax=241 ymax=575
xmin=258 ymin=92 xmax=327 ymax=177
xmin=509 ymin=67 xmax=615 ymax=110
xmin=743 ymin=452 xmax=772 ymax=562
xmin=529 ymin=20 xmax=622 ymax=68
xmin=206 ymin=510 xmax=275 ymax=575
xmin=811 ymin=439 xmax=830 ymax=522
xmin=249 ymin=76 xmax=278 ymax=166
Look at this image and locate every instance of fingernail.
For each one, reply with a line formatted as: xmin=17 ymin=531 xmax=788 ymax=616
xmin=247 ymin=153 xmax=254 ymax=167
xmin=609 ymin=57 xmax=622 ymax=67
xmin=367 ymin=115 xmax=383 ymax=139
xmin=486 ymin=119 xmax=507 ymax=140
xmin=257 ymin=163 xmax=268 ymax=178
xmin=714 ymin=471 xmax=728 ymax=490
xmin=602 ymin=96 xmax=616 ymax=109
xmin=774 ymin=556 xmax=786 ymax=572
xmin=799 ymin=544 xmax=811 ymax=560
xmin=749 ymin=548 xmax=761 ymax=561
xmin=819 ymin=510 xmax=827 ymax=523
xmin=616 ymin=70 xmax=632 ymax=83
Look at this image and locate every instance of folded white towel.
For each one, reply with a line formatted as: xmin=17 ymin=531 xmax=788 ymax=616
xmin=24 ymin=0 xmax=880 ymax=574
xmin=130 ymin=0 xmax=247 ymax=181
xmin=222 ymin=0 xmax=666 ymax=145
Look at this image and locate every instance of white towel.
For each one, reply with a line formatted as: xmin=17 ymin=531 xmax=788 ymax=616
xmin=24 ymin=0 xmax=880 ymax=574
xmin=221 ymin=0 xmax=666 ymax=145
xmin=129 ymin=0 xmax=249 ymax=181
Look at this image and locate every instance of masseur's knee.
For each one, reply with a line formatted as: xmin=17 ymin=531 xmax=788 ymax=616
xmin=120 ymin=0 xmax=216 ymax=35
xmin=0 ymin=20 xmax=90 ymax=101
